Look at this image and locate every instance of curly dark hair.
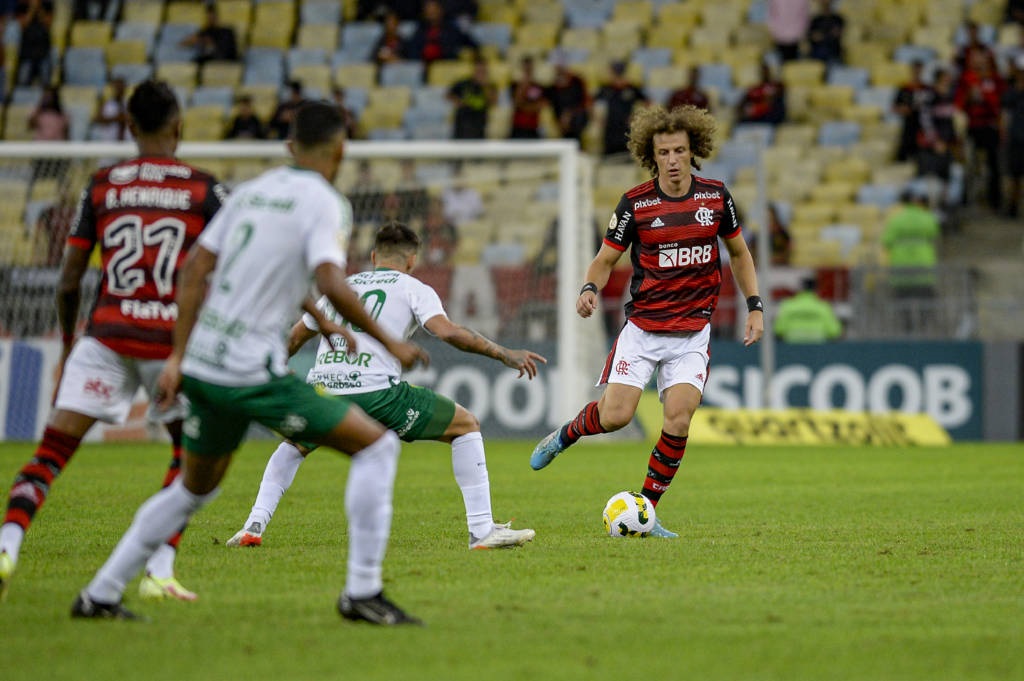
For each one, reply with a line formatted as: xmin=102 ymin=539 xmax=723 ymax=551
xmin=626 ymin=105 xmax=718 ymax=176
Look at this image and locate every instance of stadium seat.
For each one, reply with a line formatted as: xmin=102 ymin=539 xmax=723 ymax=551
xmin=63 ymin=47 xmax=107 ymax=87
xmin=157 ymin=62 xmax=200 ymax=89
xmin=818 ymin=121 xmax=861 ymax=147
xmin=869 ymin=61 xmax=911 ymax=88
xmin=2 ymin=105 xmax=34 ymax=140
xmin=300 ymin=0 xmax=341 ymax=25
xmin=560 ymin=27 xmax=600 ymax=53
xmin=339 ymin=22 xmax=383 ymax=61
xmin=426 ymin=60 xmax=472 ymax=88
xmin=105 ymin=39 xmax=148 ymax=65
xmin=287 ymin=47 xmax=328 ymax=71
xmin=334 ymin=62 xmax=377 ymax=90
xmin=70 ymin=20 xmax=113 ymax=48
xmin=379 ymin=61 xmax=425 ymax=88
xmin=645 ymin=23 xmax=687 ymax=50
xmin=297 ymin=24 xmax=339 ymax=51
xmin=113 ymin=20 xmax=159 ymax=46
xmin=856 ymin=183 xmax=902 ymax=209
xmin=122 ymin=1 xmax=164 ymax=25
xmin=470 ymin=22 xmax=513 ymax=56
xmin=514 ymin=22 xmax=560 ymax=52
xmin=201 ymin=60 xmax=243 ymax=88
xmin=156 ymin=23 xmax=201 ymax=64
xmin=183 ymin=105 xmax=227 ymax=141
xmin=290 ymin=64 xmax=332 ymax=96
xmin=166 ymin=1 xmax=207 ymax=25
xmin=243 ymin=47 xmax=285 ymax=86
xmin=781 ymin=60 xmax=825 ymax=86
xmin=191 ymin=86 xmax=235 ymax=112
xmin=110 ymin=63 xmax=154 ymax=86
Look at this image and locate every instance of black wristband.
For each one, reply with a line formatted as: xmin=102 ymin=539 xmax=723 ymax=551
xmin=580 ymin=282 xmax=598 ymax=296
xmin=747 ymin=295 xmax=764 ymax=313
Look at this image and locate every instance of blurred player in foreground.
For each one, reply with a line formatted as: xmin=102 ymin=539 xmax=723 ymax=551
xmin=529 ymin=105 xmax=764 ymax=537
xmin=226 ymin=221 xmax=544 ymax=551
xmin=0 ymin=80 xmax=226 ymax=602
xmin=72 ymin=101 xmax=430 ymax=625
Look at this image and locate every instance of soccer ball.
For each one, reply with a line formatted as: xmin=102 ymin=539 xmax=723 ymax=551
xmin=602 ymin=491 xmax=657 ymax=537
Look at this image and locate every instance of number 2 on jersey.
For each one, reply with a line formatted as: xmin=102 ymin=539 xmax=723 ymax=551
xmin=217 ymin=221 xmax=254 ymax=292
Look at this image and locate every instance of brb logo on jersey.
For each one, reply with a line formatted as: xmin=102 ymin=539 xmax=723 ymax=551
xmin=659 ymin=244 xmax=713 ymax=268
xmin=694 ymin=206 xmax=715 ymax=227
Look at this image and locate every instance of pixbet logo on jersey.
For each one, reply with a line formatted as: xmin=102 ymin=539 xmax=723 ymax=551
xmin=659 ymin=244 xmax=713 ymax=267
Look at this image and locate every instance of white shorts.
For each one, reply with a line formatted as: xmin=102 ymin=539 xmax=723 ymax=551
xmin=54 ymin=336 xmax=188 ymax=425
xmin=598 ymin=321 xmax=711 ymax=399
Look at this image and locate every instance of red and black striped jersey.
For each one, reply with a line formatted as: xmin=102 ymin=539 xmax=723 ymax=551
xmin=67 ymin=157 xmax=227 ymax=359
xmin=604 ymin=175 xmax=742 ymax=333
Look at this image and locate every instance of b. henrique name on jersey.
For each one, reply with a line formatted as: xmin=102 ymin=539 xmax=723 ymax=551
xmin=604 ymin=175 xmax=743 ymax=333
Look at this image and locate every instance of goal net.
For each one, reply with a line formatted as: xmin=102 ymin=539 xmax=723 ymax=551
xmin=0 ymin=140 xmax=602 ymax=441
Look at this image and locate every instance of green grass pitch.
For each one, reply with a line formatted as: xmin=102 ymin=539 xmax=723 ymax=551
xmin=0 ymin=439 xmax=1021 ymax=681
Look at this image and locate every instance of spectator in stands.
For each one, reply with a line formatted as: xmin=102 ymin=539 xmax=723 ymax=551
xmin=420 ymin=196 xmax=459 ymax=265
xmin=403 ymin=0 xmax=477 ymax=66
xmin=372 ymin=9 xmax=406 ymax=67
xmin=441 ymin=172 xmax=483 ymax=226
xmin=806 ymin=0 xmax=845 ymax=66
xmin=29 ymin=84 xmax=68 ymax=140
xmin=547 ymin=59 xmax=591 ymax=143
xmin=14 ymin=0 xmax=54 ymax=87
xmin=448 ymin=56 xmax=497 ymax=139
xmin=955 ymin=21 xmax=998 ymax=77
xmin=893 ymin=61 xmax=933 ymax=163
xmin=1001 ymin=58 xmax=1024 ymax=217
xmin=90 ymin=77 xmax=128 ymax=142
xmin=595 ymin=60 xmax=649 ymax=156
xmin=955 ymin=50 xmax=1005 ymax=210
xmin=917 ymin=67 xmax=959 ymax=184
xmin=768 ymin=0 xmax=809 ymax=62
xmin=748 ymin=202 xmax=793 ymax=266
xmin=445 ymin=0 xmax=479 ymax=31
xmin=348 ymin=159 xmax=386 ymax=224
xmin=1008 ymin=0 xmax=1024 ymax=25
xmin=392 ymin=159 xmax=430 ymax=222
xmin=360 ymin=0 xmax=419 ymax=22
xmin=667 ymin=65 xmax=711 ymax=111
xmin=32 ymin=185 xmax=76 ymax=266
xmin=509 ymin=56 xmax=547 ymax=139
xmin=883 ymin=186 xmax=941 ymax=330
xmin=225 ymin=95 xmax=267 ymax=140
xmin=774 ymin=278 xmax=843 ymax=343
xmin=268 ymin=80 xmax=306 ymax=140
xmin=738 ymin=63 xmax=787 ymax=125
xmin=179 ymin=4 xmax=238 ymax=65
xmin=72 ymin=0 xmax=113 ymax=20
xmin=28 ymin=85 xmax=68 ymax=180
xmin=331 ymin=86 xmax=360 ymax=140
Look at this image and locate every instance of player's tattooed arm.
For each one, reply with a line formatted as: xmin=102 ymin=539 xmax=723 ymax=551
xmin=424 ymin=316 xmax=547 ymax=379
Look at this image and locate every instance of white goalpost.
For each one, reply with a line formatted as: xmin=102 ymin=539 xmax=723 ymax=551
xmin=0 ymin=139 xmax=600 ymax=440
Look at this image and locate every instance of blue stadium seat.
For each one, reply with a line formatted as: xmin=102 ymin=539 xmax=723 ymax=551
xmin=156 ymin=23 xmax=200 ymax=64
xmin=115 ymin=21 xmax=159 ymax=49
xmin=818 ymin=121 xmax=861 ymax=147
xmin=379 ymin=61 xmax=425 ymax=88
xmin=244 ymin=47 xmax=285 ymax=86
xmin=190 ymin=86 xmax=235 ymax=111
xmin=9 ymin=87 xmax=42 ymax=105
xmin=893 ymin=44 xmax=939 ymax=65
xmin=300 ymin=0 xmax=342 ymax=25
xmin=340 ymin=22 xmax=384 ymax=60
xmin=367 ymin=128 xmax=409 ymax=141
xmin=563 ymin=0 xmax=613 ymax=29
xmin=746 ymin=0 xmax=769 ymax=24
xmin=549 ymin=47 xmax=590 ymax=64
xmin=63 ymin=47 xmax=108 ymax=87
xmin=470 ymin=22 xmax=512 ymax=56
xmin=856 ymin=183 xmax=902 ymax=208
xmin=287 ymin=47 xmax=328 ymax=70
xmin=110 ymin=62 xmax=154 ymax=85
xmin=631 ymin=48 xmax=673 ymax=72
xmin=732 ymin=122 xmax=775 ymax=147
xmin=698 ymin=63 xmax=733 ymax=92
xmin=412 ymin=86 xmax=449 ymax=109
xmin=827 ymin=65 xmax=870 ymax=89
xmin=343 ymin=86 xmax=369 ymax=115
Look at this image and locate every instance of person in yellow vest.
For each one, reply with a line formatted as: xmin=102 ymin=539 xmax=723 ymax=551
xmin=774 ymin=278 xmax=843 ymax=343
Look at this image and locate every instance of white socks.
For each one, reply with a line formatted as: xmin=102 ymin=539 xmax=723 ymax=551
xmin=344 ymin=431 xmax=400 ymax=599
xmin=86 ymin=479 xmax=219 ymax=603
xmin=0 ymin=522 xmax=25 ymax=564
xmin=246 ymin=441 xmax=306 ymax=531
xmin=451 ymin=432 xmax=493 ymax=540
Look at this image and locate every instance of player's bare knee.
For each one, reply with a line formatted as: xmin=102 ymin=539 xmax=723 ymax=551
xmin=599 ymin=406 xmax=633 ymax=432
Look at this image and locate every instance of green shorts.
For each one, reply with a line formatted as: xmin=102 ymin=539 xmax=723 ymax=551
xmin=181 ymin=374 xmax=352 ymax=457
xmin=297 ymin=381 xmax=455 ymax=450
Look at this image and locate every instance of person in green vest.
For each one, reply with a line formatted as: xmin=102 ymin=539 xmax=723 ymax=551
xmin=882 ymin=185 xmax=941 ymax=332
xmin=774 ymin=277 xmax=843 ymax=343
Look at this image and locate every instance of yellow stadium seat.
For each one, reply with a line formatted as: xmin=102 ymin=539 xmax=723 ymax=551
xmin=773 ymin=123 xmax=818 ymax=148
xmin=731 ymin=23 xmax=772 ymax=50
xmin=237 ymin=84 xmax=278 ymax=120
xmin=824 ymin=156 xmax=872 ymax=184
xmin=217 ymin=0 xmax=252 ymax=25
xmin=426 ymin=60 xmax=472 ymax=88
xmin=601 ymin=23 xmax=643 ymax=59
xmin=871 ymin=162 xmax=917 ymax=186
xmin=781 ymin=60 xmax=826 ymax=87
xmin=514 ymin=22 xmax=559 ymax=52
xmin=870 ymin=61 xmax=911 ymax=88
xmin=612 ymin=0 xmax=653 ymax=26
xmin=646 ymin=24 xmax=687 ymax=50
xmin=290 ymin=64 xmax=332 ymax=93
xmin=560 ymin=27 xmax=600 ymax=52
xmin=519 ymin=2 xmax=563 ymax=25
xmin=297 ymin=24 xmax=339 ymax=51
xmin=810 ymin=182 xmax=858 ymax=203
xmin=367 ymin=85 xmax=412 ymax=112
xmin=201 ymin=60 xmax=243 ymax=87
xmin=183 ymin=105 xmax=227 ymax=141
xmin=761 ymin=145 xmax=804 ymax=171
xmin=122 ymin=1 xmax=164 ymax=24
xmin=478 ymin=4 xmax=519 ymax=25
xmin=646 ymin=65 xmax=686 ymax=91
xmin=968 ymin=0 xmax=1004 ymax=25
xmin=249 ymin=24 xmax=292 ymax=49
xmin=70 ymin=20 xmax=112 ymax=48
xmin=792 ymin=201 xmax=838 ymax=227
xmin=360 ymin=105 xmax=405 ymax=132
xmin=105 ymin=40 xmax=148 ymax=65
xmin=335 ymin=63 xmax=377 ymax=90
xmin=62 ymin=85 xmax=101 ymax=110
xmin=156 ymin=62 xmax=199 ymax=89
xmin=845 ymin=41 xmax=892 ymax=70
xmin=688 ymin=26 xmax=732 ymax=51
xmin=166 ymin=1 xmax=207 ymax=24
